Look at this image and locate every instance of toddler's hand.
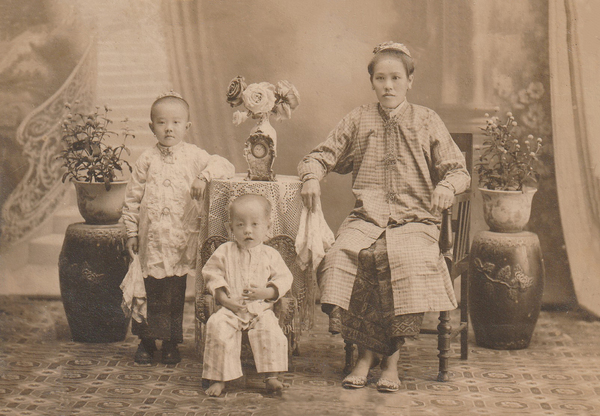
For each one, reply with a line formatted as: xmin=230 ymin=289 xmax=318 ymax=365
xmin=243 ymin=284 xmax=277 ymax=301
xmin=222 ymin=296 xmax=247 ymax=315
xmin=191 ymin=177 xmax=207 ymax=200
xmin=431 ymin=185 xmax=454 ymax=214
xmin=126 ymin=237 xmax=138 ymax=258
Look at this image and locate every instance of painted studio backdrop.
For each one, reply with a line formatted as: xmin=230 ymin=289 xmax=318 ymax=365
xmin=1 ymin=0 xmax=599 ymax=315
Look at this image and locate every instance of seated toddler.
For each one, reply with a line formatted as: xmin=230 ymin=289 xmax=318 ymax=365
xmin=202 ymin=194 xmax=293 ymax=396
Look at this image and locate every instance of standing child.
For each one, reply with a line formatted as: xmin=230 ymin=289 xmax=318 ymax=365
xmin=122 ymin=91 xmax=235 ymax=365
xmin=298 ymin=42 xmax=470 ymax=392
xmin=201 ymin=194 xmax=293 ymax=397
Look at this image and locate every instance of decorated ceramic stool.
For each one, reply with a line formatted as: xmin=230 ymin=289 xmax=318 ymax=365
xmin=469 ymin=230 xmax=545 ymax=349
xmin=58 ymin=222 xmax=130 ymax=342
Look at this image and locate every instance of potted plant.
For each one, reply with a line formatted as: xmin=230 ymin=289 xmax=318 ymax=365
xmin=469 ymin=111 xmax=546 ymax=350
xmin=58 ymin=102 xmax=134 ymax=224
xmin=476 ymin=111 xmax=543 ymax=232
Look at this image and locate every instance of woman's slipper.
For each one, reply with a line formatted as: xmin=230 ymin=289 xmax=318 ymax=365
xmin=376 ymin=378 xmax=400 ymax=392
xmin=341 ymin=375 xmax=367 ymax=389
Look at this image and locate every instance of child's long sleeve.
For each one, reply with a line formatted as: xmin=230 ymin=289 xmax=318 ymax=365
xmin=202 ymin=243 xmax=293 ymax=302
xmin=202 ymin=245 xmax=230 ymax=297
xmin=196 ymin=150 xmax=235 ymax=182
xmin=265 ymin=247 xmax=293 ymax=301
xmin=121 ymin=152 xmax=150 ymax=238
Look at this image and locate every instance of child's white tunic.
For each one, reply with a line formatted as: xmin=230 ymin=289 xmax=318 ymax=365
xmin=122 ymin=141 xmax=234 ymax=279
xmin=202 ymin=242 xmax=293 ymax=381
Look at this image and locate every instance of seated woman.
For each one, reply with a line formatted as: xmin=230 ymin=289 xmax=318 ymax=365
xmin=298 ymin=41 xmax=470 ymax=392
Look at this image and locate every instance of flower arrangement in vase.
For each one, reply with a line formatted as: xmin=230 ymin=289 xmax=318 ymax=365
xmin=476 ymin=111 xmax=543 ymax=232
xmin=58 ymin=102 xmax=134 ymax=224
xmin=226 ymin=76 xmax=300 ymax=181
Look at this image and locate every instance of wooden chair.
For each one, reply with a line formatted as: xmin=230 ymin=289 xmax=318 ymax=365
xmin=195 ymin=234 xmax=302 ymax=365
xmin=343 ymin=133 xmax=473 ymax=382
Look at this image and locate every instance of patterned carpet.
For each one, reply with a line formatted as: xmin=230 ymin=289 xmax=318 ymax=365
xmin=0 ymin=297 xmax=599 ymax=416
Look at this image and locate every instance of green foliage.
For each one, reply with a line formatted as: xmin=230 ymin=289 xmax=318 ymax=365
xmin=476 ymin=112 xmax=543 ymax=191
xmin=58 ymin=103 xmax=134 ymax=190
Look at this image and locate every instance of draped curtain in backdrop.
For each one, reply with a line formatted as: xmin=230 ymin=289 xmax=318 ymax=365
xmin=549 ymin=0 xmax=600 ymax=316
xmin=162 ymin=0 xmax=243 ymax=168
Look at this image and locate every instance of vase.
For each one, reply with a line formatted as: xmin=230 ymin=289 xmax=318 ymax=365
xmin=250 ymin=116 xmax=277 ymax=150
xmin=479 ymin=187 xmax=537 ymax=233
xmin=58 ymin=223 xmax=130 ymax=342
xmin=245 ymin=116 xmax=277 ymax=181
xmin=469 ymin=230 xmax=545 ymax=349
xmin=74 ymin=180 xmax=128 ymax=225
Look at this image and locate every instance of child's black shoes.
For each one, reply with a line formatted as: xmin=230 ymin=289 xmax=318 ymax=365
xmin=161 ymin=341 xmax=181 ymax=364
xmin=134 ymin=338 xmax=157 ymax=365
xmin=134 ymin=339 xmax=180 ymax=365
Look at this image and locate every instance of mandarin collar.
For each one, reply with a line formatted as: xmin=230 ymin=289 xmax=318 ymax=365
xmin=156 ymin=141 xmax=184 ymax=154
xmin=378 ymin=100 xmax=408 ymax=123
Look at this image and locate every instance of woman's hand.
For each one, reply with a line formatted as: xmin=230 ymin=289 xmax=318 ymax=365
xmin=126 ymin=237 xmax=138 ymax=258
xmin=430 ymin=185 xmax=454 ymax=214
xmin=191 ymin=177 xmax=207 ymax=200
xmin=300 ymin=178 xmax=321 ymax=212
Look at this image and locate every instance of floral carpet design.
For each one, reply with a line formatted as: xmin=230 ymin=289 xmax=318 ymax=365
xmin=0 ymin=297 xmax=599 ymax=415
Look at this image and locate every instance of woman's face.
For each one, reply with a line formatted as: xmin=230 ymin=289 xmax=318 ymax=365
xmin=371 ymin=57 xmax=413 ymax=109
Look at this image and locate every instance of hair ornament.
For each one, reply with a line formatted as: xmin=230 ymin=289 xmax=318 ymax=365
xmin=373 ymin=41 xmax=411 ymax=58
xmin=155 ymin=90 xmax=184 ymax=101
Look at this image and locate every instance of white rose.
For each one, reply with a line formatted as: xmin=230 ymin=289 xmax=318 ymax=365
xmin=242 ymin=82 xmax=276 ymax=115
xmin=232 ymin=110 xmax=249 ymax=126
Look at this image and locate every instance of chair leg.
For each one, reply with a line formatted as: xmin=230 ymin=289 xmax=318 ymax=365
xmin=293 ymin=333 xmax=301 ymax=357
xmin=460 ymin=272 xmax=469 ymax=360
xmin=437 ymin=311 xmax=452 ymax=382
xmin=460 ymin=324 xmax=468 ymax=360
xmin=343 ymin=341 xmax=355 ymax=375
xmin=196 ymin=320 xmax=206 ymax=362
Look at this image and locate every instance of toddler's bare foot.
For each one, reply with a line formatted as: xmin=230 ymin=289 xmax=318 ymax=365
xmin=265 ymin=377 xmax=284 ymax=393
xmin=205 ymin=381 xmax=225 ymax=397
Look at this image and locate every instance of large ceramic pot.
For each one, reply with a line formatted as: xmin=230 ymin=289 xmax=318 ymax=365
xmin=59 ymin=223 xmax=130 ymax=342
xmin=469 ymin=230 xmax=545 ymax=349
xmin=479 ymin=187 xmax=537 ymax=233
xmin=74 ymin=180 xmax=128 ymax=225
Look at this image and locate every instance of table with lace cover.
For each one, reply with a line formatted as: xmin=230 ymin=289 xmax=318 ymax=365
xmin=195 ymin=174 xmax=313 ymax=356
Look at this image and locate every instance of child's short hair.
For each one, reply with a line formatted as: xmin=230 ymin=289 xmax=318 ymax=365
xmin=150 ymin=91 xmax=190 ymax=121
xmin=229 ymin=194 xmax=272 ymax=220
xmin=368 ymin=48 xmax=415 ymax=80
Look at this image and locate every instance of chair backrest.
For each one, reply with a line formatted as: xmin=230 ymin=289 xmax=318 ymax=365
xmin=448 ymin=133 xmax=473 ymax=266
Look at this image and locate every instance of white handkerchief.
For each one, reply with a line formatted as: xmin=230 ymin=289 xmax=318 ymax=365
xmin=295 ymin=203 xmax=335 ymax=271
xmin=120 ymin=254 xmax=147 ymax=323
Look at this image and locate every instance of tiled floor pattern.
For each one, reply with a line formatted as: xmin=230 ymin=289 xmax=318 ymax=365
xmin=0 ymin=297 xmax=599 ymax=415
